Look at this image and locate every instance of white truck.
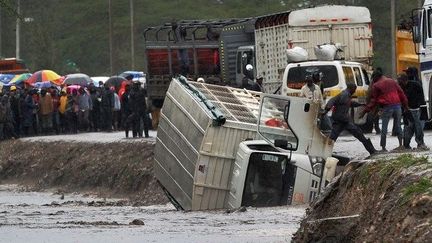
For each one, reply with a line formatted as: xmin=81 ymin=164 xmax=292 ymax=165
xmin=410 ymin=0 xmax=432 ymax=120
xmin=154 ymin=76 xmax=344 ymax=211
xmin=245 ymin=5 xmax=373 ymax=93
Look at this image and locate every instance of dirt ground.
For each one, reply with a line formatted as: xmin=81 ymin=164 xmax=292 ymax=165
xmin=0 ymin=139 xmax=168 ymax=206
xmin=293 ymin=154 xmax=432 ymax=242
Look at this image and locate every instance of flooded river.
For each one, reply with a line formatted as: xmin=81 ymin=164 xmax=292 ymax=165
xmin=0 ymin=185 xmax=305 ymax=243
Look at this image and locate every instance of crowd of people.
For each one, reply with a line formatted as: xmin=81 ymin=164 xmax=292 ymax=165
xmin=0 ymin=80 xmax=151 ymax=141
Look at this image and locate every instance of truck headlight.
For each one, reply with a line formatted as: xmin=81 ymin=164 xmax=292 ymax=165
xmin=313 ymin=163 xmax=323 ymax=176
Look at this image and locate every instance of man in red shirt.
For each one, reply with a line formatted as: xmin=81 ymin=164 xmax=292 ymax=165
xmin=360 ymin=70 xmax=408 ymax=151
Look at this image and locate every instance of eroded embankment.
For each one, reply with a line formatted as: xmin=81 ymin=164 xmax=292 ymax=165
xmin=0 ymin=140 xmax=168 ymax=206
xmin=293 ymin=154 xmax=432 ymax=242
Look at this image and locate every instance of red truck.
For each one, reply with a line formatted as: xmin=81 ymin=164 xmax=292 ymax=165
xmin=0 ymin=58 xmax=29 ymax=74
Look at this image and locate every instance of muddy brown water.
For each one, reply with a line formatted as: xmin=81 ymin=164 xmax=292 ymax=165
xmin=0 ymin=184 xmax=305 ymax=242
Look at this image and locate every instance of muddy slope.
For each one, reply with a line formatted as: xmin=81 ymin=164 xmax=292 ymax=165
xmin=293 ymin=154 xmax=432 ymax=242
xmin=0 ymin=140 xmax=168 ymax=205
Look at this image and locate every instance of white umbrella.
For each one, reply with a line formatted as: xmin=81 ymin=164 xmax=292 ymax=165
xmin=63 ymin=73 xmax=92 ymax=86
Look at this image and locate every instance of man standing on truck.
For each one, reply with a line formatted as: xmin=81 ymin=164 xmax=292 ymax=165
xmin=360 ymin=70 xmax=408 ymax=151
xmin=250 ymin=76 xmax=263 ymax=92
xmin=322 ymin=83 xmax=376 ymax=156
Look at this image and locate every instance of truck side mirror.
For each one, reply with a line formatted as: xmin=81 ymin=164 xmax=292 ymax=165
xmin=274 ymin=139 xmax=288 ymax=149
xmin=411 ymin=9 xmax=422 ymax=44
xmin=412 ymin=26 xmax=421 ymax=44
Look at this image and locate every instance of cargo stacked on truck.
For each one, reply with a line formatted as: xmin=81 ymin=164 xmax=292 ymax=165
xmin=143 ymin=5 xmax=373 ymax=103
xmin=154 ymin=76 xmax=335 ymax=211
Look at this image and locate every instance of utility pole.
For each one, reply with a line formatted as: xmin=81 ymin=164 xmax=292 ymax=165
xmin=16 ymin=0 xmax=21 ymax=59
xmin=109 ymin=0 xmax=114 ymax=75
xmin=390 ymin=0 xmax=396 ymax=78
xmin=130 ymin=0 xmax=135 ymax=70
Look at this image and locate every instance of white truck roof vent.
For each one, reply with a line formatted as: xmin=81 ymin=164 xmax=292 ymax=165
xmin=286 ymin=46 xmax=309 ymax=63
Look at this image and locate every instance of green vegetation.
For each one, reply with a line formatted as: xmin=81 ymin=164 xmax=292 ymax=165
xmin=0 ymin=0 xmax=421 ymax=75
xmin=400 ymin=177 xmax=432 ymax=205
xmin=359 ymin=154 xmax=430 ymax=186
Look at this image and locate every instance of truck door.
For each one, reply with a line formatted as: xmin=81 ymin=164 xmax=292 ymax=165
xmin=256 ymin=94 xmax=333 ymax=158
xmin=418 ymin=8 xmax=432 ymax=119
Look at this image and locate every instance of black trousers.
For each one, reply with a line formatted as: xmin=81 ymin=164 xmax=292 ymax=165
xmin=330 ymin=121 xmax=368 ymax=144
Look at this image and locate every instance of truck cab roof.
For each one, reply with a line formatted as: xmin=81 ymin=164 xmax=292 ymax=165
xmin=287 ymin=60 xmax=363 ymax=67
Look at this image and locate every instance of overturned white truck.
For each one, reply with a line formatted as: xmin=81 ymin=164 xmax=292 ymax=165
xmin=154 ymin=76 xmax=340 ymax=211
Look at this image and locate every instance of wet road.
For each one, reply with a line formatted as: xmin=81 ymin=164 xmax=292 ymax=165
xmin=0 ymin=185 xmax=305 ymax=243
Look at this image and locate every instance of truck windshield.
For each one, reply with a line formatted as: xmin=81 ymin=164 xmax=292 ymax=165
xmin=286 ymin=65 xmax=338 ymax=89
xmin=242 ymin=152 xmax=294 ymax=207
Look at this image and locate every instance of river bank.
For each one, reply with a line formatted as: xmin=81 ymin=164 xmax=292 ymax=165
xmin=0 ymin=137 xmax=167 ymax=206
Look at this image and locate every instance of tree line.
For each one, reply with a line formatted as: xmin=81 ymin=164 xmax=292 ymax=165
xmin=0 ymin=0 xmax=421 ymax=76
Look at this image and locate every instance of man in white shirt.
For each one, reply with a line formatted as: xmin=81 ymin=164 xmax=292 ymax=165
xmin=300 ymin=73 xmax=324 ymax=107
xmin=301 ymin=72 xmax=331 ymax=131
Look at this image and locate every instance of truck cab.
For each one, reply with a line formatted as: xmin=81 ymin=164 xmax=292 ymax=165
xmin=281 ymin=60 xmax=370 ymax=124
xmin=411 ymin=0 xmax=432 ymax=120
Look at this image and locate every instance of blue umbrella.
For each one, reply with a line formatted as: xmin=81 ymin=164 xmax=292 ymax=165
xmin=0 ymin=74 xmax=15 ymax=84
xmin=34 ymin=81 xmax=54 ymax=89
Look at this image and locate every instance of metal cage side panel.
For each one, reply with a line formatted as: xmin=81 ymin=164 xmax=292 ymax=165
xmin=154 ymin=81 xmax=214 ymax=210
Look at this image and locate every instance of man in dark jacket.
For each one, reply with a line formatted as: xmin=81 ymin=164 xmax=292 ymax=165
xmin=0 ymin=95 xmax=17 ymax=139
xmin=121 ymin=84 xmax=132 ymax=138
xmin=9 ymin=86 xmax=21 ymax=137
xmin=21 ymin=89 xmax=37 ymax=136
xmin=323 ymin=82 xmax=376 ymax=156
xmin=129 ymin=81 xmax=149 ymax=138
xmin=399 ymin=72 xmax=428 ymax=150
xmin=100 ymin=84 xmax=114 ymax=131
xmin=249 ymin=76 xmax=263 ymax=92
xmin=89 ymin=85 xmax=101 ymax=132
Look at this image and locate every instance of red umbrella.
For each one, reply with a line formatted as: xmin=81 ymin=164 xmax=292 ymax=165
xmin=26 ymin=70 xmax=62 ymax=85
